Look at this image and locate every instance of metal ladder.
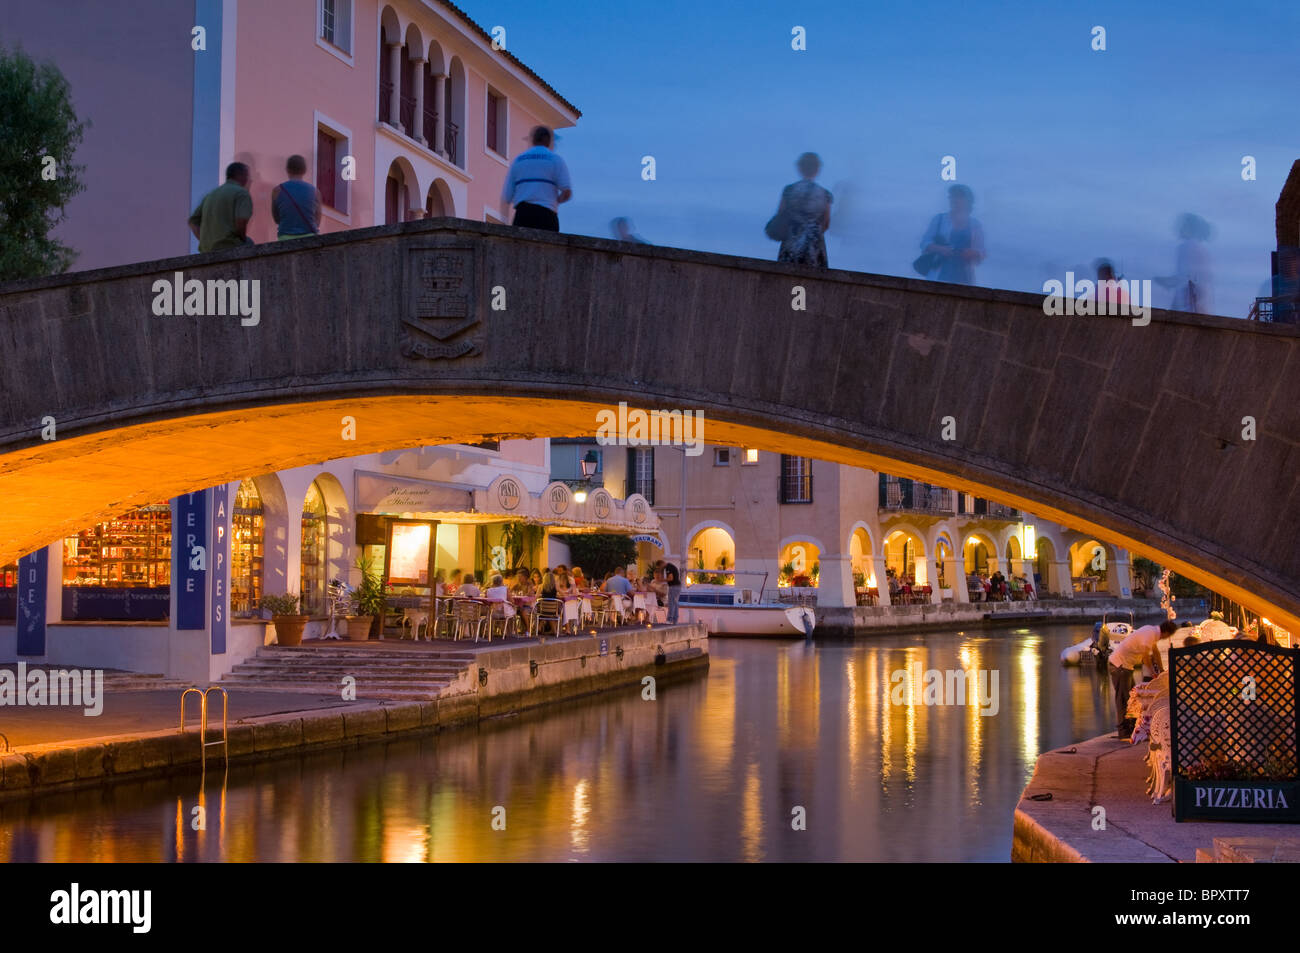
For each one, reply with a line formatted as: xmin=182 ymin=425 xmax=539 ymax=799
xmin=176 ymin=687 xmax=229 ymax=861
xmin=180 ymin=686 xmax=229 ymax=767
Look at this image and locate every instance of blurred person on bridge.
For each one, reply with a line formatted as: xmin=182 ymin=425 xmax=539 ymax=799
xmin=188 ymin=162 xmax=253 ymax=252
xmin=1156 ymin=213 xmax=1214 ymax=313
xmin=1085 ymin=258 xmax=1129 ymax=309
xmin=769 ymin=152 xmax=833 ymax=268
xmin=916 ymin=184 xmax=985 ymax=285
xmin=501 ymin=125 xmax=572 ymax=232
xmin=610 ymin=216 xmax=649 ymax=244
xmin=270 ymin=154 xmax=321 ymax=241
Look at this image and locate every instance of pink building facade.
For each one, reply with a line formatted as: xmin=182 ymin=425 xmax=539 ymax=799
xmin=3 ymin=0 xmax=579 ymax=271
xmin=232 ymin=0 xmax=580 ymax=246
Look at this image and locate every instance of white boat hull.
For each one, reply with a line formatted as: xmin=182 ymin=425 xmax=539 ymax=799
xmin=676 ymin=603 xmax=815 ymax=637
xmin=1061 ymin=637 xmax=1100 ymax=666
xmin=1061 ymin=621 xmax=1132 ymax=665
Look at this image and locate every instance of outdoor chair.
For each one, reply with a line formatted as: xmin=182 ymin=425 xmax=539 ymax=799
xmin=486 ymin=600 xmax=519 ymax=640
xmin=452 ymin=599 xmax=487 ymax=642
xmin=530 ymin=598 xmax=564 ymax=639
xmin=430 ymin=596 xmax=456 ymax=639
xmin=588 ymin=593 xmax=613 ymax=628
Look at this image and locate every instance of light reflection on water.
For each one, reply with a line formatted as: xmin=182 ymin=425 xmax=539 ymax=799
xmin=0 ymin=624 xmax=1116 ymax=862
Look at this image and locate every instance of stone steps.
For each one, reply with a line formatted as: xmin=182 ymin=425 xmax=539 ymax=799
xmin=1197 ymin=837 xmax=1300 ymax=862
xmin=218 ymin=644 xmax=476 ymax=700
xmin=0 ymin=669 xmax=196 ymax=694
xmin=231 ymin=660 xmax=470 ymax=676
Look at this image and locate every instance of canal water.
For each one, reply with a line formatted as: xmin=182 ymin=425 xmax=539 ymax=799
xmin=0 ymin=623 xmax=1118 ymax=862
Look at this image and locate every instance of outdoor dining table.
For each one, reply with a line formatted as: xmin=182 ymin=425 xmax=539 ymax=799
xmin=604 ymin=593 xmax=629 ymax=622
xmin=562 ymin=594 xmax=593 ymax=627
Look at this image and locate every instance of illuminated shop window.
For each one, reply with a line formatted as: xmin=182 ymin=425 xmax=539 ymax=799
xmin=301 ymin=481 xmax=328 ymax=615
xmin=232 ymin=479 xmax=265 ymax=618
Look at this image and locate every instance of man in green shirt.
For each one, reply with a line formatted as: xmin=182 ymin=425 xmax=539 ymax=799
xmin=188 ymin=162 xmax=254 ymax=252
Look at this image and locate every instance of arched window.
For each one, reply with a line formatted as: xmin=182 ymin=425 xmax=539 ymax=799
xmin=385 ymin=160 xmax=416 ymax=224
xmin=444 ymin=57 xmax=465 ymax=166
xmin=301 ymin=482 xmax=328 ymax=614
xmin=426 ymin=181 xmax=449 ymax=218
xmin=232 ymin=479 xmax=264 ymax=618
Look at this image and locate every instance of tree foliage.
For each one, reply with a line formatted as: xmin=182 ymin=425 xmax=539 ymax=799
xmin=554 ymin=533 xmax=636 ymax=578
xmin=0 ymin=46 xmax=88 ymax=280
xmin=1133 ymin=555 xmax=1208 ymax=599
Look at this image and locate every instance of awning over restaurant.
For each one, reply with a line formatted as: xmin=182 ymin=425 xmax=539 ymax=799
xmin=353 ymin=471 xmax=660 ymax=536
xmin=478 ymin=476 xmax=661 ymax=535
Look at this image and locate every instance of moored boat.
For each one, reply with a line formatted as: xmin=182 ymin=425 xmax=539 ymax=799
xmin=677 ymin=572 xmax=815 ymax=637
xmin=1061 ymin=612 xmax=1134 ymax=666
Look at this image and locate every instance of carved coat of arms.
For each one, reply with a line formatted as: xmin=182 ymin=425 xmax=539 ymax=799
xmin=401 ymin=247 xmax=481 ymax=359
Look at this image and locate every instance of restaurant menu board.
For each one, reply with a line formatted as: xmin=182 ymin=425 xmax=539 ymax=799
xmin=388 ymin=522 xmax=432 ymax=585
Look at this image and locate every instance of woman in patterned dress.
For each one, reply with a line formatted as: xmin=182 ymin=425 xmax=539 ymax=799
xmin=776 ymin=153 xmax=832 ymax=268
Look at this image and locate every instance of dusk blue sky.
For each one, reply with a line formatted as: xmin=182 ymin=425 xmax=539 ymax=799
xmin=465 ymin=0 xmax=1300 ymax=316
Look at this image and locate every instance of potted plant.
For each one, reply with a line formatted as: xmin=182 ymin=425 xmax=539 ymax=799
xmin=262 ymin=592 xmax=307 ymax=647
xmin=349 ymin=557 xmax=386 ymax=641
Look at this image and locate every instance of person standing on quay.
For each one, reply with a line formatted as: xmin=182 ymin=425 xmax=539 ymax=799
xmin=918 ymin=184 xmax=985 ymax=285
xmin=270 ymin=154 xmax=321 ymax=241
xmin=773 ymin=152 xmax=832 ymax=268
xmin=501 ymin=125 xmax=572 ymax=231
xmin=1108 ymin=621 xmax=1177 ymax=739
xmin=656 ymin=558 xmax=682 ymax=624
xmin=188 ymin=162 xmax=253 ymax=252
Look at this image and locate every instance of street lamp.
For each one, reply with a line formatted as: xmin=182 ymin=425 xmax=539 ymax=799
xmin=574 ymin=450 xmax=598 ymax=503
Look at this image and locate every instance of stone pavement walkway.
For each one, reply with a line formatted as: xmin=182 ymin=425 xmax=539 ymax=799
xmin=1015 ymin=732 xmax=1300 ymax=862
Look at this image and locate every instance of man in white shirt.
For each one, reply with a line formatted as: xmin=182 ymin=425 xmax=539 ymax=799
xmin=1109 ymin=620 xmax=1177 ymax=738
xmin=501 ymin=126 xmax=572 ymax=232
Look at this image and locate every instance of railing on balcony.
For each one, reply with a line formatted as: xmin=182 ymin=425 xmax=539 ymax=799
xmin=379 ymin=80 xmax=395 ymax=125
xmin=1249 ymin=294 xmax=1300 ymax=323
xmin=955 ymin=492 xmax=1019 ymax=521
xmin=399 ymin=93 xmax=417 ymax=139
xmin=879 ymin=476 xmax=953 ymax=515
xmin=422 ymin=106 xmax=438 ymax=146
xmin=444 ymin=120 xmax=460 ymax=165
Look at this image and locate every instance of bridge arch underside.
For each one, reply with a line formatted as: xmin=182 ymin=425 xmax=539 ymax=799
xmin=2 ymin=392 xmax=1297 ymax=633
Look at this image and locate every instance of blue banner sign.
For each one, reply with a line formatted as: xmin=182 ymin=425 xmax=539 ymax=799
xmin=16 ymin=549 xmax=48 ymax=655
xmin=176 ymin=491 xmax=208 ymax=630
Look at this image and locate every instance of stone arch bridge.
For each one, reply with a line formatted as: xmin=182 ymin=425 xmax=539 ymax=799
xmin=1 ymin=220 xmax=1297 ymax=629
